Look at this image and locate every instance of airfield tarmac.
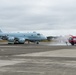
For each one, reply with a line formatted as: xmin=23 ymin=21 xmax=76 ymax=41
xmin=0 ymin=42 xmax=76 ymax=75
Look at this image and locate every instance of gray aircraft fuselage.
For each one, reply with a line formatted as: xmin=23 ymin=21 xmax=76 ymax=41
xmin=0 ymin=31 xmax=47 ymax=44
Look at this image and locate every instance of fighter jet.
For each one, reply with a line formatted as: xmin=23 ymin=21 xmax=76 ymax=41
xmin=0 ymin=30 xmax=47 ymax=44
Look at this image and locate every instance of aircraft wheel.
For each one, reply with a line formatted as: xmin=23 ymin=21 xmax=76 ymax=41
xmin=36 ymin=41 xmax=39 ymax=44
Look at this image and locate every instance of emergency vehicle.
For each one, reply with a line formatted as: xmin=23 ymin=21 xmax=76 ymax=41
xmin=68 ymin=36 xmax=76 ymax=45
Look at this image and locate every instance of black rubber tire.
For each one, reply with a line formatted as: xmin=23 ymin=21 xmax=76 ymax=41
xmin=71 ymin=42 xmax=74 ymax=46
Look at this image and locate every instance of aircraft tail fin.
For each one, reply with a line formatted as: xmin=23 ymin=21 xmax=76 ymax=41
xmin=0 ymin=29 xmax=2 ymax=33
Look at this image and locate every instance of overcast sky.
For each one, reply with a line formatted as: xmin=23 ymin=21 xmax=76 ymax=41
xmin=0 ymin=0 xmax=76 ymax=35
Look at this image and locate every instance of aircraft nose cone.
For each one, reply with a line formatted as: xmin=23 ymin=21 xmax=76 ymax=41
xmin=45 ymin=37 xmax=47 ymax=40
xmin=43 ymin=36 xmax=47 ymax=40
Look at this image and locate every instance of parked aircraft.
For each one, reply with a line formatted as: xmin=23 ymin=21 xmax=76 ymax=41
xmin=0 ymin=30 xmax=47 ymax=44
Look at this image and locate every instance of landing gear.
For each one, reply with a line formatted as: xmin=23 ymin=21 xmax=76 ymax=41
xmin=14 ymin=38 xmax=25 ymax=44
xmin=35 ymin=41 xmax=39 ymax=44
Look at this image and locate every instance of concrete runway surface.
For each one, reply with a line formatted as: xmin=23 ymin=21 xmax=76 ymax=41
xmin=0 ymin=42 xmax=76 ymax=75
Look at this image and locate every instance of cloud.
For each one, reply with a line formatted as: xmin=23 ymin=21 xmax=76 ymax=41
xmin=0 ymin=0 xmax=76 ymax=32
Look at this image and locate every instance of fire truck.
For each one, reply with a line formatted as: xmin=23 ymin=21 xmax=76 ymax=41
xmin=68 ymin=36 xmax=76 ymax=45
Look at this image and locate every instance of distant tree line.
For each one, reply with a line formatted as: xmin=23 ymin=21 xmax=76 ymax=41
xmin=47 ymin=36 xmax=58 ymax=41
